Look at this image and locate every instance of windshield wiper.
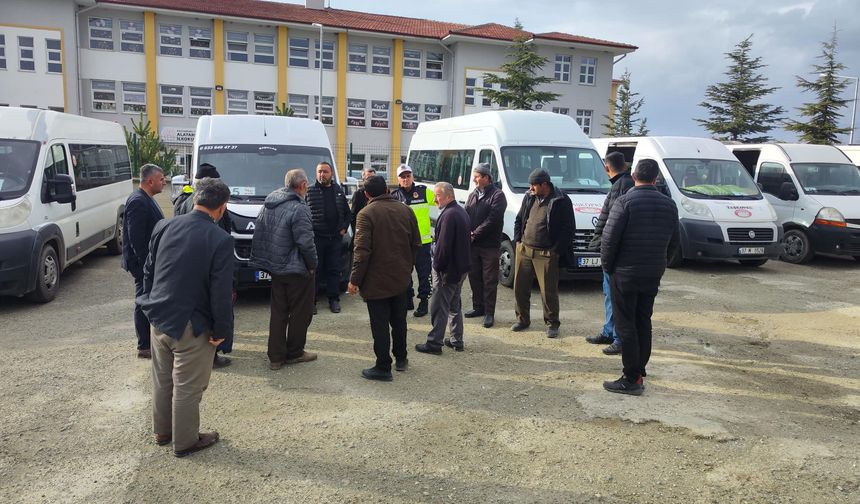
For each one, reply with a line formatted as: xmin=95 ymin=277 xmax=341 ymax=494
xmin=838 ymin=188 xmax=860 ymax=195
xmin=565 ymin=188 xmax=606 ymax=194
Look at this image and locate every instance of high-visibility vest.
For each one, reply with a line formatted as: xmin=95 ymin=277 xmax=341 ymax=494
xmin=393 ymin=184 xmax=434 ymax=245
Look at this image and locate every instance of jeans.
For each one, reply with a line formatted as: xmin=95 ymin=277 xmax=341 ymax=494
xmin=602 ymin=270 xmax=620 ymax=345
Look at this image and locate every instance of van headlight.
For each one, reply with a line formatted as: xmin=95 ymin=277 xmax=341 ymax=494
xmin=814 ymin=207 xmax=846 ymax=227
xmin=680 ymin=196 xmax=714 ymax=221
xmin=0 ymin=197 xmax=32 ymax=229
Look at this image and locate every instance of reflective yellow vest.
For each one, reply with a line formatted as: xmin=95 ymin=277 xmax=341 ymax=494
xmin=393 ymin=184 xmax=434 ymax=245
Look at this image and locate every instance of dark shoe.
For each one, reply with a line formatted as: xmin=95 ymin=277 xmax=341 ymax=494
xmin=413 ymin=298 xmax=429 ymax=317
xmin=511 ymin=322 xmax=530 ymax=332
xmin=464 ymin=309 xmax=485 ymax=318
xmin=362 ymin=367 xmax=393 ymax=381
xmin=174 ymin=431 xmax=219 ymax=458
xmin=415 ymin=343 xmax=442 ymax=355
xmin=586 ymin=333 xmax=613 ymax=345
xmin=603 ymin=376 xmax=644 ymax=396
xmin=137 ymin=349 xmax=151 ymax=359
xmin=443 ymin=338 xmax=464 ymax=352
xmin=154 ymin=433 xmax=171 ymax=446
xmin=395 ymin=359 xmax=409 ymax=372
xmin=313 ymin=303 xmax=318 ymax=315
xmin=602 ymin=343 xmax=622 ymax=355
xmin=407 ymin=298 xmax=415 ymax=310
xmin=285 ymin=351 xmax=318 ymax=364
xmin=269 ymin=361 xmax=284 ymax=371
xmin=547 ymin=326 xmax=559 ymax=339
xmin=329 ymin=299 xmax=341 ymax=313
xmin=213 ymin=354 xmax=232 ymax=368
xmin=482 ymin=314 xmax=494 ymax=328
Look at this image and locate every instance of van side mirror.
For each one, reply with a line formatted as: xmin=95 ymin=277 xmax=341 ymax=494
xmin=778 ymin=181 xmax=798 ymax=201
xmin=47 ymin=174 xmax=76 ymax=204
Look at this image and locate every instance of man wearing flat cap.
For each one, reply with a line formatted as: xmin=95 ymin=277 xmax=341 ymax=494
xmin=511 ymin=169 xmax=574 ymax=338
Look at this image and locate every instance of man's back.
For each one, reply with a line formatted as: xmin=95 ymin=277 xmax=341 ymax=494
xmin=122 ymin=188 xmax=163 ymax=277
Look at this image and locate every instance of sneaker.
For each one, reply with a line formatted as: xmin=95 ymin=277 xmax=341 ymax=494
xmin=137 ymin=349 xmax=152 ymax=359
xmin=586 ymin=333 xmax=613 ymax=345
xmin=464 ymin=309 xmax=485 ymax=318
xmin=395 ymin=359 xmax=409 ymax=372
xmin=510 ymin=322 xmax=530 ymax=332
xmin=285 ymin=351 xmax=318 ymax=364
xmin=414 ymin=343 xmax=442 ymax=355
xmin=174 ymin=431 xmax=219 ymax=458
xmin=603 ymin=376 xmax=644 ymax=396
xmin=413 ymin=298 xmax=429 ymax=317
xmin=213 ymin=354 xmax=232 ymax=368
xmin=547 ymin=326 xmax=559 ymax=339
xmin=602 ymin=343 xmax=622 ymax=355
xmin=443 ymin=338 xmax=464 ymax=352
xmin=482 ymin=314 xmax=494 ymax=328
xmin=329 ymin=299 xmax=341 ymax=313
xmin=362 ymin=367 xmax=393 ymax=381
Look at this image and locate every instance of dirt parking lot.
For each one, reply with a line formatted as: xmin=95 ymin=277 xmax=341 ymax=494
xmin=1 ymin=196 xmax=858 ymax=503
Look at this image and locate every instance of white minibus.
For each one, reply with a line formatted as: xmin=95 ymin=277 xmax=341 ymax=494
xmin=729 ymin=143 xmax=860 ymax=263
xmin=837 ymin=145 xmax=860 ymax=170
xmin=407 ymin=110 xmax=609 ymax=286
xmin=0 ymin=107 xmax=132 ymax=302
xmin=592 ymin=137 xmax=782 ymax=267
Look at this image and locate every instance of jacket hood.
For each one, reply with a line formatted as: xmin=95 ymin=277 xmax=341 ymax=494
xmin=264 ymin=188 xmax=302 ymax=209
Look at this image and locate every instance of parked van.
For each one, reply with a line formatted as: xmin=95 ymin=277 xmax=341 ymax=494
xmin=0 ymin=107 xmax=132 ymax=302
xmin=190 ymin=114 xmax=350 ymax=288
xmin=592 ymin=137 xmax=782 ymax=267
xmin=837 ymin=145 xmax=860 ymax=170
xmin=406 ymin=110 xmax=610 ymax=286
xmin=729 ymin=143 xmax=860 ymax=263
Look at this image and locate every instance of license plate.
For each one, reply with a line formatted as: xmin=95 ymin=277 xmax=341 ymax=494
xmin=738 ymin=247 xmax=765 ymax=255
xmin=577 ymin=257 xmax=602 ymax=267
xmin=255 ymin=271 xmax=271 ymax=281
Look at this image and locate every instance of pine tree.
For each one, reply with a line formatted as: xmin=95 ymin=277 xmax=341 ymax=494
xmin=603 ymin=70 xmax=649 ymax=136
xmin=697 ymin=35 xmax=785 ymax=143
xmin=785 ymin=28 xmax=851 ymax=144
xmin=275 ymin=102 xmax=295 ymax=116
xmin=124 ymin=114 xmax=178 ymax=177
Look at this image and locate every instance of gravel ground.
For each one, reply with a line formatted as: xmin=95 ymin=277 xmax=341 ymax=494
xmin=1 ymin=192 xmax=858 ymax=503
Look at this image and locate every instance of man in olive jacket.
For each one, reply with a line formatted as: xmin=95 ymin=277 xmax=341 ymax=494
xmin=348 ymin=175 xmax=421 ymax=382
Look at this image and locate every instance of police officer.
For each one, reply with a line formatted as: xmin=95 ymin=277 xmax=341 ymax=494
xmin=391 ymin=164 xmax=434 ymax=317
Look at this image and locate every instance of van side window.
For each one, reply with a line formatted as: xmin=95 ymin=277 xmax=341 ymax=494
xmin=40 ymin=144 xmax=70 ymax=203
xmin=69 ymin=144 xmax=133 ymax=191
xmin=478 ymin=149 xmax=500 ymax=183
xmin=409 ymin=149 xmax=475 ymax=189
xmin=758 ymin=162 xmax=793 ymax=196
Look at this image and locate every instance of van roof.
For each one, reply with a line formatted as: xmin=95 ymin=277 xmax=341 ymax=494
xmin=593 ymin=136 xmax=737 ymax=161
xmin=195 ymin=115 xmax=332 ymax=149
xmin=0 ymin=107 xmax=125 ymax=143
xmin=731 ymin=143 xmax=852 ymax=164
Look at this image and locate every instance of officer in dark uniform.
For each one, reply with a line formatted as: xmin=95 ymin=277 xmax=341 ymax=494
xmin=390 ymin=164 xmax=434 ymax=317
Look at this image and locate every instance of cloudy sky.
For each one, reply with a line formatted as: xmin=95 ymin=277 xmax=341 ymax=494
xmin=322 ymin=0 xmax=860 ymax=142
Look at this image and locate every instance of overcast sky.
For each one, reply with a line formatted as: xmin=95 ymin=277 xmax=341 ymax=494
xmin=321 ymin=0 xmax=860 ymax=142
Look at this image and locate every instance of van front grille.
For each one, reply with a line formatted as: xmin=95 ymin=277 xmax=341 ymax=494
xmin=573 ymin=230 xmax=595 ymax=251
xmin=234 ymin=239 xmax=252 ymax=261
xmin=727 ymin=228 xmax=774 ymax=243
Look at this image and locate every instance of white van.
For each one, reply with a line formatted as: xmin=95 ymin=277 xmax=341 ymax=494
xmin=837 ymin=145 xmax=860 ymax=170
xmin=407 ymin=110 xmax=610 ymax=286
xmin=190 ymin=114 xmax=349 ymax=288
xmin=0 ymin=107 xmax=132 ymax=302
xmin=592 ymin=137 xmax=782 ymax=267
xmin=729 ymin=143 xmax=860 ymax=263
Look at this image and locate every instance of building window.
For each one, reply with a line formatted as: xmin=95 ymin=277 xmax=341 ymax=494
xmin=288 ymin=93 xmax=309 ymax=118
xmin=254 ymin=91 xmax=275 ymax=114
xmin=370 ymin=154 xmax=388 ymax=174
xmin=579 ymin=56 xmax=597 ymax=85
xmin=227 ymin=89 xmax=248 ymax=114
xmin=370 ymin=100 xmax=389 ymax=129
xmin=465 ymin=77 xmax=476 ymax=106
xmin=348 ymin=43 xmax=367 ymax=72
xmin=371 ymin=46 xmax=390 ymax=75
xmin=315 ymin=96 xmax=334 ymax=125
xmin=160 ymin=85 xmax=184 ymax=116
xmin=122 ymin=82 xmax=146 ymax=114
xmin=348 ymin=153 xmax=365 ymax=178
xmin=18 ymin=37 xmax=35 ymax=71
xmin=402 ymin=102 xmax=419 ymax=130
xmin=552 ymin=107 xmax=569 ymax=115
xmin=554 ymin=54 xmax=571 ymax=82
xmin=426 ymin=51 xmax=443 ymax=80
xmin=120 ymin=20 xmax=144 ymax=53
xmin=89 ymin=17 xmax=114 ymax=50
xmin=347 ymin=98 xmax=366 ymax=127
xmin=254 ymin=34 xmax=275 ymax=64
xmin=315 ymin=39 xmax=334 ymax=69
xmin=0 ymin=35 xmax=6 ymax=69
xmin=403 ymin=49 xmax=421 ymax=78
xmin=189 ymin=27 xmax=211 ymax=59
xmin=46 ymin=39 xmax=62 ymax=73
xmin=424 ymin=104 xmax=442 ymax=122
xmin=190 ymin=87 xmax=212 ymax=116
xmin=289 ymin=37 xmax=309 ymax=67
xmin=226 ymin=32 xmax=248 ymax=62
xmin=91 ymin=80 xmax=116 ymax=112
xmin=159 ymin=24 xmax=182 ymax=56
xmin=575 ymin=109 xmax=593 ymax=135
xmin=482 ymin=80 xmax=493 ymax=107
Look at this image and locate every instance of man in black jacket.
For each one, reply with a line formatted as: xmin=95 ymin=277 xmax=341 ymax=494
xmin=350 ymin=167 xmax=376 ymax=232
xmin=464 ymin=163 xmax=507 ymax=328
xmin=138 ymin=178 xmax=233 ymax=457
xmin=511 ymin=169 xmax=574 ymax=338
xmin=305 ymin=162 xmax=350 ymax=314
xmin=586 ymin=152 xmax=634 ymax=355
xmin=601 ymin=159 xmax=679 ymax=396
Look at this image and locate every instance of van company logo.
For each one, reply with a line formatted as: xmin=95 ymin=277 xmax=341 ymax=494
xmin=734 ymin=209 xmax=753 ymax=218
xmin=748 ymin=230 xmax=756 ymax=239
xmin=574 ymin=205 xmax=601 ymax=214
xmin=246 ymin=222 xmax=255 ymax=231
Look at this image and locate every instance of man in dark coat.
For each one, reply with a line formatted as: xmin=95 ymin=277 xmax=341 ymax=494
xmin=350 ymin=167 xmax=376 ymax=232
xmin=601 ymin=159 xmax=679 ymax=396
xmin=122 ymin=163 xmax=165 ymax=358
xmin=138 ymin=177 xmax=233 ymax=457
xmin=348 ymin=175 xmax=421 ymax=382
xmin=464 ymin=163 xmax=507 ymax=328
xmin=415 ymin=182 xmax=472 ymax=354
xmin=586 ymin=151 xmax=634 ymax=355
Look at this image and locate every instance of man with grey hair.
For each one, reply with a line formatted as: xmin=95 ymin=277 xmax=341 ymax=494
xmin=251 ymin=168 xmax=318 ymax=371
xmin=415 ymin=182 xmax=472 ymax=354
xmin=122 ymin=163 xmax=166 ymax=358
xmin=138 ymin=177 xmax=233 ymax=457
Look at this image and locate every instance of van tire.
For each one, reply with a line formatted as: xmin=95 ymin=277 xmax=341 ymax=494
xmin=105 ymin=213 xmax=123 ymax=255
xmin=499 ymin=240 xmax=515 ymax=288
xmin=26 ymin=245 xmax=60 ymax=303
xmin=781 ymin=229 xmax=814 ymax=264
xmin=738 ymin=258 xmax=768 ymax=267
xmin=667 ymin=242 xmax=683 ymax=268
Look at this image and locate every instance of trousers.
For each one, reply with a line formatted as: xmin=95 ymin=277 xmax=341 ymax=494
xmin=513 ymin=243 xmax=560 ymax=328
xmin=468 ymin=245 xmax=500 ymax=316
xmin=609 ymin=272 xmax=660 ymax=380
xmin=366 ymin=290 xmax=409 ymax=372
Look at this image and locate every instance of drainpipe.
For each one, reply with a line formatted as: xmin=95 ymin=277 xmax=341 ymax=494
xmin=75 ymin=3 xmax=101 ymax=115
xmin=437 ymin=41 xmax=455 ymax=117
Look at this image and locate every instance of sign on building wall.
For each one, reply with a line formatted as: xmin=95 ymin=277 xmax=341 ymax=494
xmin=160 ymin=127 xmax=196 ymax=144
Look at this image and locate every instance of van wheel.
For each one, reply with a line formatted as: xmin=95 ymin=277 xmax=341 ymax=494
xmin=667 ymin=242 xmax=683 ymax=268
xmin=781 ymin=229 xmax=814 ymax=264
xmin=26 ymin=245 xmax=60 ymax=303
xmin=106 ymin=213 xmax=123 ymax=255
xmin=738 ymin=258 xmax=768 ymax=267
xmin=499 ymin=240 xmax=515 ymax=288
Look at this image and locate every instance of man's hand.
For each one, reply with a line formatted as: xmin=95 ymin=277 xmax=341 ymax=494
xmin=347 ymin=282 xmax=359 ymax=295
xmin=209 ymin=338 xmax=225 ymax=347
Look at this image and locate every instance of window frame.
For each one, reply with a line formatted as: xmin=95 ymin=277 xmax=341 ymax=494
xmin=226 ymin=31 xmax=249 ymax=62
xmin=288 ymin=37 xmax=309 ymax=67
xmin=121 ymin=81 xmax=146 ymax=114
xmin=579 ymin=56 xmax=597 ymax=86
xmin=554 ymin=54 xmax=571 ymax=83
xmin=348 ymin=43 xmax=367 ymax=73
xmin=315 ymin=95 xmax=335 ymax=125
xmin=551 ymin=107 xmax=570 ymax=116
xmin=91 ymin=80 xmax=117 ymax=112
xmin=160 ymin=84 xmax=185 ymax=117
xmin=189 ymin=26 xmax=211 ymax=59
xmin=347 ymin=98 xmax=366 ymax=128
xmin=402 ymin=102 xmax=420 ymax=130
xmin=88 ymin=17 xmax=114 ymax=51
xmin=0 ymin=34 xmax=6 ymax=70
xmin=370 ymin=100 xmax=390 ymax=129
xmin=403 ymin=49 xmax=421 ymax=78
xmin=575 ymin=109 xmax=593 ymax=135
xmin=253 ymin=33 xmax=275 ymax=65
xmin=371 ymin=46 xmax=390 ymax=75
xmin=425 ymin=51 xmax=443 ymax=80
xmin=159 ymin=24 xmax=183 ymax=57
xmin=314 ymin=39 xmax=335 ymax=70
xmin=288 ymin=93 xmax=310 ymax=118
xmin=18 ymin=36 xmax=35 ymax=72
xmin=424 ymin=104 xmax=442 ymax=122
xmin=190 ymin=87 xmax=212 ymax=117
xmin=119 ymin=20 xmax=144 ymax=53
xmin=370 ymin=154 xmax=388 ymax=174
xmin=45 ymin=39 xmax=62 ymax=74
xmin=465 ymin=77 xmax=476 ymax=106
xmin=226 ymin=89 xmax=248 ymax=114
xmin=253 ymin=91 xmax=275 ymax=115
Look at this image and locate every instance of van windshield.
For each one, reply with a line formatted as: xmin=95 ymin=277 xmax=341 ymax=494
xmin=0 ymin=139 xmax=41 ymax=200
xmin=665 ymin=158 xmax=761 ymax=199
xmin=197 ymin=144 xmax=334 ymax=199
xmin=791 ymin=163 xmax=860 ymax=195
xmin=500 ymin=146 xmax=610 ymax=194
